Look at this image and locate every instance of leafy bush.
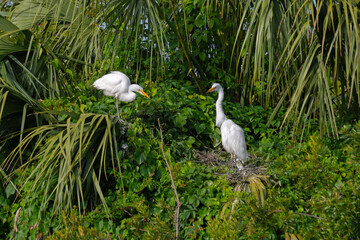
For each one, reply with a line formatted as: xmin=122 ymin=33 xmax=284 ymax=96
xmin=47 ymin=210 xmax=106 ymax=240
xmin=2 ymin=80 xmax=359 ymax=239
xmin=226 ymin=124 xmax=360 ymax=239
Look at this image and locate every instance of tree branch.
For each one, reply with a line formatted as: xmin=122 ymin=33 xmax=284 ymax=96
xmin=157 ymin=118 xmax=182 ymax=240
xmin=268 ymin=210 xmax=327 ymax=220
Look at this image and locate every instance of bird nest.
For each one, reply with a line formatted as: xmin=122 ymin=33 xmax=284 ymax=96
xmin=194 ymin=149 xmax=268 ymax=186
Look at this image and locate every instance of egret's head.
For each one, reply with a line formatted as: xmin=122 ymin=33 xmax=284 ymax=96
xmin=207 ymin=83 xmax=222 ymax=93
xmin=130 ymin=84 xmax=150 ymax=99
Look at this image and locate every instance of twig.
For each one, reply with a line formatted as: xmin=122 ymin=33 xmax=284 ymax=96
xmin=157 ymin=118 xmax=182 ymax=240
xmin=294 ymin=212 xmax=327 ymax=220
xmin=13 ymin=207 xmax=21 ymax=236
xmin=269 ymin=209 xmax=327 ymax=220
xmin=120 ymin=207 xmax=132 ymax=217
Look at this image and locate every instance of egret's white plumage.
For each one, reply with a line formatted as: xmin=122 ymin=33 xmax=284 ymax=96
xmin=93 ymin=71 xmax=150 ymax=123
xmin=207 ymin=83 xmax=248 ymax=170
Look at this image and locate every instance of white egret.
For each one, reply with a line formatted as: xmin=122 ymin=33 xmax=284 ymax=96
xmin=207 ymin=83 xmax=248 ymax=170
xmin=93 ymin=71 xmax=150 ymax=123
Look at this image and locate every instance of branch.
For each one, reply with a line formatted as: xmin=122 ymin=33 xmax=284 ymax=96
xmin=294 ymin=212 xmax=327 ymax=220
xmin=157 ymin=118 xmax=182 ymax=240
xmin=269 ymin=210 xmax=327 ymax=220
xmin=13 ymin=207 xmax=21 ymax=236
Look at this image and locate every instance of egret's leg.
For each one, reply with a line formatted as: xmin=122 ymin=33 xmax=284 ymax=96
xmin=116 ymin=99 xmax=125 ymax=124
xmin=231 ymin=154 xmax=237 ymax=172
xmin=116 ymin=99 xmax=127 ymax=135
xmin=235 ymin=159 xmax=244 ymax=171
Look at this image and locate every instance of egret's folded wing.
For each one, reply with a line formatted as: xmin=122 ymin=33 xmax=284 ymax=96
xmin=93 ymin=72 xmax=131 ymax=97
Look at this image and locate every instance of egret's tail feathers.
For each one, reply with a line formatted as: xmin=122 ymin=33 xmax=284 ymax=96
xmin=93 ymin=80 xmax=105 ymax=89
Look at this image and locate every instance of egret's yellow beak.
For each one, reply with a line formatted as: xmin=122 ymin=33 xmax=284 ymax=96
xmin=207 ymin=87 xmax=215 ymax=93
xmin=139 ymin=90 xmax=150 ymax=99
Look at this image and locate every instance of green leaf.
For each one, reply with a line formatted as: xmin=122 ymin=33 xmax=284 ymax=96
xmin=0 ymin=16 xmax=19 ymax=31
xmin=173 ymin=113 xmax=187 ymax=128
xmin=135 ymin=150 xmax=147 ymax=165
xmin=5 ymin=184 xmax=15 ymax=198
xmin=335 ymin=179 xmax=343 ymax=188
xmin=195 ymin=14 xmax=204 ymax=28
xmin=165 ymin=148 xmax=171 ymax=161
xmin=140 ymin=164 xmax=148 ymax=177
xmin=188 ymin=23 xmax=194 ymax=32
xmin=0 ymin=195 xmax=9 ymax=207
xmin=208 ymin=19 xmax=214 ymax=29
xmin=199 ymin=52 xmax=206 ymax=61
xmin=202 ymin=35 xmax=208 ymax=43
xmin=186 ymin=136 xmax=196 ymax=148
xmin=196 ymin=36 xmax=202 ymax=45
xmin=194 ymin=0 xmax=202 ymax=5
xmin=66 ymin=69 xmax=74 ymax=78
xmin=52 ymin=58 xmax=59 ymax=68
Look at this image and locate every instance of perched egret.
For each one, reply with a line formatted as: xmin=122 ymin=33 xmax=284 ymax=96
xmin=207 ymin=83 xmax=248 ymax=170
xmin=93 ymin=71 xmax=150 ymax=123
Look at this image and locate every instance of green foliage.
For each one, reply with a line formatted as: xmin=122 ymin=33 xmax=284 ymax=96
xmin=2 ymin=86 xmax=360 ymax=239
xmin=3 ymin=166 xmax=58 ymax=240
xmin=3 ymin=113 xmax=125 ymax=219
xmin=206 ymin=202 xmax=241 ymax=239
xmin=47 ymin=211 xmax=106 ymax=240
xmin=82 ymin=84 xmax=237 ymax=239
xmin=76 ymin=160 xmax=235 ymax=239
xmin=1 ymin=0 xmax=360 ymax=238
xmin=234 ymin=175 xmax=269 ymax=206
xmin=229 ymin=125 xmax=360 ymax=239
xmin=0 ymin=175 xmax=12 ymax=239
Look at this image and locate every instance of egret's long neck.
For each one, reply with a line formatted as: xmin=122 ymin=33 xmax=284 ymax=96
xmin=117 ymin=85 xmax=137 ymax=102
xmin=216 ymin=87 xmax=226 ymax=127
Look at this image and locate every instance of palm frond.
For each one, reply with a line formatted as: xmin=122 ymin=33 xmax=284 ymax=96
xmin=0 ymin=17 xmax=29 ymax=59
xmin=7 ymin=0 xmax=104 ymax=81
xmin=285 ymin=232 xmax=302 ymax=240
xmin=2 ymin=113 xmax=124 ymax=215
xmin=234 ymin=175 xmax=269 ymax=205
xmin=230 ymin=0 xmax=360 ymax=137
xmin=101 ymin=0 xmax=167 ymax=80
xmin=0 ymin=88 xmax=9 ymax=121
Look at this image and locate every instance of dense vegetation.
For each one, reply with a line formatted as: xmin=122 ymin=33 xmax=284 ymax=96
xmin=1 ymin=0 xmax=359 ymax=239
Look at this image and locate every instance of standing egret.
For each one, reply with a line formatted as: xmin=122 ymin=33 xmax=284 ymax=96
xmin=93 ymin=71 xmax=150 ymax=123
xmin=207 ymin=83 xmax=248 ymax=170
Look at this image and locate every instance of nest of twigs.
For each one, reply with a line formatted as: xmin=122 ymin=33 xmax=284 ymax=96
xmin=194 ymin=149 xmax=268 ymax=186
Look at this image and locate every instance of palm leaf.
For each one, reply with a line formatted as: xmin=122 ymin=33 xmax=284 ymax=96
xmin=8 ymin=0 xmax=104 ymax=79
xmin=0 ymin=88 xmax=9 ymax=121
xmin=230 ymin=0 xmax=360 ymax=137
xmin=285 ymin=232 xmax=302 ymax=240
xmin=234 ymin=174 xmax=269 ymax=205
xmin=0 ymin=17 xmax=29 ymax=58
xmin=100 ymin=0 xmax=167 ymax=80
xmin=2 ymin=113 xmax=124 ymax=215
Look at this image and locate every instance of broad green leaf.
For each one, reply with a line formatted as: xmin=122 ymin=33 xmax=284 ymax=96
xmin=5 ymin=184 xmax=15 ymax=198
xmin=195 ymin=14 xmax=205 ymax=28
